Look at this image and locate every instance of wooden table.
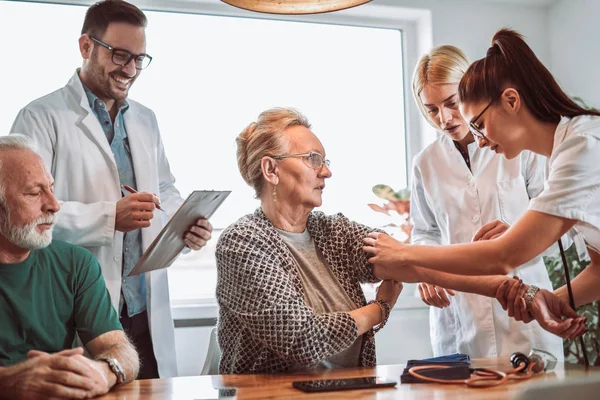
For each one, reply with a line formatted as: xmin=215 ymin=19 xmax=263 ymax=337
xmin=98 ymin=357 xmax=599 ymax=399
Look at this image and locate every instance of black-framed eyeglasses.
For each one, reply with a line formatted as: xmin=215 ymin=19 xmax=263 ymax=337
xmin=272 ymin=151 xmax=331 ymax=170
xmin=468 ymin=97 xmax=497 ymax=140
xmin=90 ymin=37 xmax=152 ymax=70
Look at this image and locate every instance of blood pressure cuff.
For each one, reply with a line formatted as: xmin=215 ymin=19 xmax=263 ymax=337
xmin=400 ymin=353 xmax=471 ymax=384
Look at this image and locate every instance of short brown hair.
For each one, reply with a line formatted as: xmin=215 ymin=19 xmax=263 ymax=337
xmin=458 ymin=28 xmax=600 ymax=123
xmin=236 ymin=108 xmax=311 ymax=198
xmin=81 ymin=0 xmax=147 ymax=38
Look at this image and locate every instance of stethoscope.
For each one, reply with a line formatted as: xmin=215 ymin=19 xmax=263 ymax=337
xmin=408 ymin=348 xmax=558 ymax=388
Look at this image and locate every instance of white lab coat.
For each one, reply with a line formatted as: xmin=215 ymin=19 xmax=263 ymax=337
xmin=11 ymin=71 xmax=181 ymax=377
xmin=411 ymin=134 xmax=563 ymax=360
xmin=530 ymin=115 xmax=600 ymax=254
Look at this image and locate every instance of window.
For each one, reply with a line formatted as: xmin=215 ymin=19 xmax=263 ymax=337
xmin=0 ymin=1 xmax=409 ymax=305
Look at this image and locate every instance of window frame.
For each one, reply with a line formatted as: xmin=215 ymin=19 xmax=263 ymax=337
xmin=15 ymin=0 xmax=434 ymax=316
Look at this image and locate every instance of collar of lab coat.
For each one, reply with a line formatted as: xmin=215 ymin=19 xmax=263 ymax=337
xmin=64 ymin=70 xmax=154 ymax=194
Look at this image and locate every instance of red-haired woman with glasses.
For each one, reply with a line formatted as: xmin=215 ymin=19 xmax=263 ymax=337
xmin=364 ymin=29 xmax=600 ymax=339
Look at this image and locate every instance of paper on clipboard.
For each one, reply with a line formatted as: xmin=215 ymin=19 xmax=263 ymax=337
xmin=128 ymin=190 xmax=231 ymax=276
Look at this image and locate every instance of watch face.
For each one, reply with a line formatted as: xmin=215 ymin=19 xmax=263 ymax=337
xmin=99 ymin=357 xmax=126 ymax=384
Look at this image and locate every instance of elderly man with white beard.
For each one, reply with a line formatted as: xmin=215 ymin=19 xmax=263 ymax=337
xmin=0 ymin=135 xmax=139 ymax=400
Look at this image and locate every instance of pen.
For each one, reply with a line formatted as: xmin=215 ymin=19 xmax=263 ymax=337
xmin=121 ymin=184 xmax=165 ymax=211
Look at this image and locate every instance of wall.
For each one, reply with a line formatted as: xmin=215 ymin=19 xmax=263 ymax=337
xmin=373 ymin=0 xmax=550 ymax=68
xmin=549 ymin=0 xmax=600 ymax=108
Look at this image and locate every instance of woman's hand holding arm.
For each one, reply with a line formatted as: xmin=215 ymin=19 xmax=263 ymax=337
xmin=364 ymin=211 xmax=576 ymax=276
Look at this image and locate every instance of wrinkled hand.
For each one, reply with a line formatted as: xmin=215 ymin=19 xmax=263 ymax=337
xmin=115 ymin=192 xmax=159 ymax=232
xmin=363 ymin=232 xmax=406 ymax=266
xmin=495 ymin=276 xmax=532 ymax=322
xmin=376 ymin=280 xmax=403 ymax=309
xmin=496 ymin=277 xmax=587 ymax=338
xmin=472 ymin=219 xmax=510 ymax=241
xmin=529 ymin=290 xmax=588 ymax=338
xmin=184 ymin=218 xmax=213 ymax=250
xmin=418 ymin=283 xmax=455 ymax=308
xmin=0 ymin=348 xmax=99 ymax=400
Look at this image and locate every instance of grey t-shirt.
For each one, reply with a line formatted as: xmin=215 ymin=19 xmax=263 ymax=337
xmin=276 ymin=228 xmax=362 ymax=370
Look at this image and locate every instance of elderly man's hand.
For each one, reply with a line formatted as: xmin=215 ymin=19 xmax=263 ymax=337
xmin=184 ymin=218 xmax=213 ymax=250
xmin=0 ymin=348 xmax=98 ymax=400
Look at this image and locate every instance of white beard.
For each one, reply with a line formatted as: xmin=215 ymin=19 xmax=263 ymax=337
xmin=0 ymin=213 xmax=57 ymax=250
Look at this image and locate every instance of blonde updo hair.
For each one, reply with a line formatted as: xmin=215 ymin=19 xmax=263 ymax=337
xmin=412 ymin=45 xmax=470 ymax=128
xmin=236 ymin=107 xmax=311 ymax=198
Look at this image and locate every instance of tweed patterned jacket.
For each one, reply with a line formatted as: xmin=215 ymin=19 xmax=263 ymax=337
xmin=216 ymin=208 xmax=381 ymax=374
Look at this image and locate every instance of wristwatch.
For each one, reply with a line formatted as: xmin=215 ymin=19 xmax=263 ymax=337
xmin=96 ymin=357 xmax=126 ymax=385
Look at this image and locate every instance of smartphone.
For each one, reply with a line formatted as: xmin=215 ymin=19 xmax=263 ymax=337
xmin=292 ymin=376 xmax=397 ymax=393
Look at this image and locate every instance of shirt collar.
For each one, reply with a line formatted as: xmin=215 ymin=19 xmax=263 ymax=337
xmin=552 ymin=116 xmax=571 ymax=157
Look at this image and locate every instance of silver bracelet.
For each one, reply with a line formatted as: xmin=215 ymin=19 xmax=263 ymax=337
xmin=523 ymin=285 xmax=540 ymax=308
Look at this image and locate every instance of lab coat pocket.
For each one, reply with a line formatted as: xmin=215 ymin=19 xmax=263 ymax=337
xmin=496 ymin=176 xmax=530 ymax=225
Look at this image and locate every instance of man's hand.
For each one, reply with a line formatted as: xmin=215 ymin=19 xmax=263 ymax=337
xmin=115 ymin=192 xmax=159 ymax=233
xmin=473 ymin=219 xmax=510 ymax=241
xmin=184 ymin=218 xmax=213 ymax=250
xmin=418 ymin=283 xmax=455 ymax=308
xmin=29 ymin=350 xmax=112 ymax=397
xmin=0 ymin=348 xmax=97 ymax=400
xmin=376 ymin=280 xmax=403 ymax=309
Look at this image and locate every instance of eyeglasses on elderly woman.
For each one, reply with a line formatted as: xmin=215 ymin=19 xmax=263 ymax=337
xmin=271 ymin=151 xmax=330 ymax=170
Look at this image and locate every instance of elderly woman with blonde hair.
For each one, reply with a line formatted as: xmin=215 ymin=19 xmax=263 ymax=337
xmin=215 ymin=107 xmax=403 ymax=374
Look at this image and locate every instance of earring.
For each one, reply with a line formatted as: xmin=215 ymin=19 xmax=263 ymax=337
xmin=272 ymin=185 xmax=278 ymax=203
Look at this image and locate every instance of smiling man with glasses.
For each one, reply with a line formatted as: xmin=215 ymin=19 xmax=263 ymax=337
xmin=10 ymin=0 xmax=213 ymax=380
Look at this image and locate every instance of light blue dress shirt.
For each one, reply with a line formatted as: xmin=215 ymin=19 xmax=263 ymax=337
xmin=83 ymin=84 xmax=147 ymax=318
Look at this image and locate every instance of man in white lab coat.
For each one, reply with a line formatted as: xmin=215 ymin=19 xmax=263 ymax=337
xmin=10 ymin=0 xmax=212 ymax=379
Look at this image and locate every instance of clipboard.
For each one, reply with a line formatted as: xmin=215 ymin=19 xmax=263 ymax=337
xmin=128 ymin=190 xmax=231 ymax=276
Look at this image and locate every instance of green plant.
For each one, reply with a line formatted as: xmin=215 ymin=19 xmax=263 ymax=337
xmin=372 ymin=184 xmax=411 ymax=202
xmin=368 ymin=184 xmax=412 ymax=240
xmin=543 ymin=245 xmax=600 ymax=365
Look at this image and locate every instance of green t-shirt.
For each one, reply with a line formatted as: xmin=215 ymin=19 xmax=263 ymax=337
xmin=0 ymin=240 xmax=122 ymax=366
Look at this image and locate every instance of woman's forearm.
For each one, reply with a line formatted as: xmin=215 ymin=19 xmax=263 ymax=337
xmin=404 ymin=241 xmax=511 ymax=275
xmin=397 ymin=211 xmax=575 ymax=276
xmin=554 ymin=261 xmax=600 ymax=307
xmin=419 ymin=269 xmax=509 ymax=298
xmin=349 ymin=304 xmax=382 ymax=336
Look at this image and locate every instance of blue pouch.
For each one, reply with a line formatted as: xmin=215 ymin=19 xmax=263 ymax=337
xmin=400 ymin=353 xmax=471 ymax=384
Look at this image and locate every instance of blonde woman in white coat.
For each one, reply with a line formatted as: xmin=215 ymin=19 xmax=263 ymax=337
xmin=409 ymin=45 xmax=562 ymax=359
